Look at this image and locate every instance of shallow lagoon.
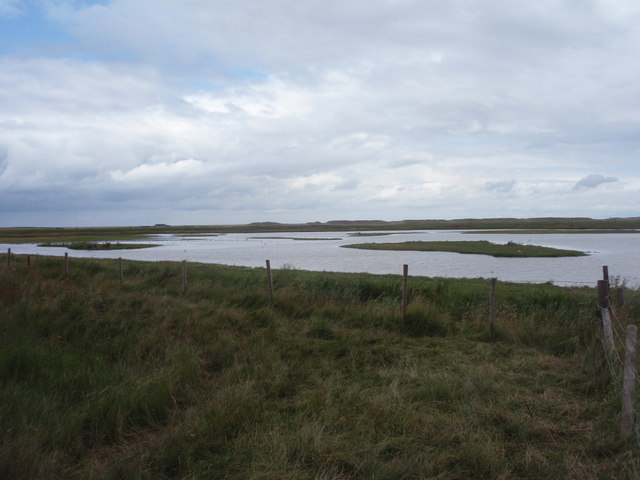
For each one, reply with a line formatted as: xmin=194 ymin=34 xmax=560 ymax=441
xmin=3 ymin=230 xmax=639 ymax=287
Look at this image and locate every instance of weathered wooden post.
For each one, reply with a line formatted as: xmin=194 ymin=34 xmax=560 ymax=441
xmin=602 ymin=265 xmax=609 ymax=285
xmin=489 ymin=278 xmax=497 ymax=334
xmin=6 ymin=248 xmax=11 ymax=267
xmin=402 ymin=264 xmax=409 ymax=321
xmin=597 ymin=279 xmax=615 ymax=353
xmin=621 ymin=324 xmax=637 ymax=439
xmin=27 ymin=255 xmax=31 ymax=268
xmin=616 ymin=287 xmax=625 ymax=311
xmin=118 ymin=257 xmax=123 ymax=285
xmin=266 ymin=260 xmax=274 ymax=300
xmin=182 ymin=260 xmax=188 ymax=293
xmin=64 ymin=252 xmax=69 ymax=276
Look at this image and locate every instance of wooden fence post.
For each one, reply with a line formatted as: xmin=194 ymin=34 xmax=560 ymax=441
xmin=616 ymin=287 xmax=625 ymax=311
xmin=64 ymin=252 xmax=69 ymax=276
xmin=266 ymin=260 xmax=274 ymax=300
xmin=621 ymin=324 xmax=637 ymax=439
xmin=118 ymin=257 xmax=123 ymax=285
xmin=597 ymin=280 xmax=615 ymax=353
xmin=489 ymin=278 xmax=497 ymax=333
xmin=182 ymin=260 xmax=187 ymax=293
xmin=602 ymin=265 xmax=609 ymax=285
xmin=27 ymin=255 xmax=31 ymax=268
xmin=402 ymin=264 xmax=409 ymax=321
xmin=6 ymin=248 xmax=11 ymax=267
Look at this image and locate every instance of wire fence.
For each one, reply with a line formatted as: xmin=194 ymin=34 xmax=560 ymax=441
xmin=3 ymin=249 xmax=639 ymax=445
xmin=601 ymin=285 xmax=640 ymax=449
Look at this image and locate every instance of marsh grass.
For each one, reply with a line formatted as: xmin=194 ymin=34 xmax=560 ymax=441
xmin=343 ymin=240 xmax=587 ymax=257
xmin=38 ymin=242 xmax=158 ymax=250
xmin=1 ymin=254 xmax=639 ymax=479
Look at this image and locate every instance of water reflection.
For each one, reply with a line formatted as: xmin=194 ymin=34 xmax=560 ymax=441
xmin=3 ymin=230 xmax=639 ymax=287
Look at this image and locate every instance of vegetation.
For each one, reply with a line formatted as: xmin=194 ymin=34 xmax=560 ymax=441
xmin=249 ymin=237 xmax=342 ymax=241
xmin=464 ymin=229 xmax=639 ymax=235
xmin=348 ymin=232 xmax=396 ymax=237
xmin=1 ymin=216 xmax=639 ymax=243
xmin=343 ymin=240 xmax=587 ymax=257
xmin=38 ymin=242 xmax=158 ymax=250
xmin=1 ymin=254 xmax=639 ymax=479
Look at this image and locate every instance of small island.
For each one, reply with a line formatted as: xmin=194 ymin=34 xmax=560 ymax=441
xmin=342 ymin=240 xmax=587 ymax=258
xmin=249 ymin=236 xmax=342 ymax=241
xmin=39 ymin=241 xmax=158 ymax=251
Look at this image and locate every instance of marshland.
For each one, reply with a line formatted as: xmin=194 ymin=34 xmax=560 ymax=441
xmin=1 ymin=247 xmax=639 ymax=479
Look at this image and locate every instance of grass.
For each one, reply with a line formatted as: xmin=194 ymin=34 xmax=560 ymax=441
xmin=1 ymin=253 xmax=639 ymax=479
xmin=38 ymin=242 xmax=158 ymax=250
xmin=249 ymin=237 xmax=342 ymax=241
xmin=343 ymin=240 xmax=587 ymax=257
xmin=464 ymin=229 xmax=640 ymax=235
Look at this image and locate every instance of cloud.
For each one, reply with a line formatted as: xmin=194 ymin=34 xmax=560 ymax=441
xmin=109 ymin=159 xmax=206 ymax=184
xmin=574 ymin=174 xmax=619 ymax=189
xmin=0 ymin=145 xmax=7 ymax=176
xmin=0 ymin=0 xmax=23 ymax=18
xmin=0 ymin=1 xmax=639 ymax=225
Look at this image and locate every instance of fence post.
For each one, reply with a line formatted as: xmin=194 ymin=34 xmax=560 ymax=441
xmin=597 ymin=280 xmax=615 ymax=353
xmin=489 ymin=278 xmax=497 ymax=333
xmin=64 ymin=252 xmax=69 ymax=276
xmin=182 ymin=260 xmax=187 ymax=293
xmin=27 ymin=255 xmax=31 ymax=268
xmin=266 ymin=260 xmax=274 ymax=300
xmin=621 ymin=325 xmax=637 ymax=439
xmin=118 ymin=257 xmax=123 ymax=285
xmin=402 ymin=264 xmax=409 ymax=321
xmin=616 ymin=287 xmax=625 ymax=311
xmin=6 ymin=248 xmax=11 ymax=267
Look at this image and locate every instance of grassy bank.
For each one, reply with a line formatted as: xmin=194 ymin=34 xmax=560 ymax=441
xmin=1 ymin=254 xmax=639 ymax=479
xmin=38 ymin=242 xmax=158 ymax=250
xmin=464 ymin=229 xmax=640 ymax=235
xmin=343 ymin=240 xmax=587 ymax=257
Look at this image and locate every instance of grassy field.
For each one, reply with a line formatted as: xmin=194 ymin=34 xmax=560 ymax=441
xmin=343 ymin=240 xmax=587 ymax=257
xmin=1 ymin=254 xmax=639 ymax=479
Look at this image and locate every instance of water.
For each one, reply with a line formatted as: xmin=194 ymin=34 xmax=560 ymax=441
xmin=3 ymin=230 xmax=639 ymax=287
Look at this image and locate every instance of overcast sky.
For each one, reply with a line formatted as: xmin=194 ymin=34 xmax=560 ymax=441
xmin=1 ymin=0 xmax=639 ymax=227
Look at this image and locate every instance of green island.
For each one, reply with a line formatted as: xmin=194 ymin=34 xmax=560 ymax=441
xmin=343 ymin=240 xmax=587 ymax=257
xmin=464 ymin=229 xmax=639 ymax=235
xmin=38 ymin=241 xmax=158 ymax=250
xmin=249 ymin=236 xmax=342 ymax=241
xmin=348 ymin=232 xmax=396 ymax=237
xmin=1 ymin=253 xmax=638 ymax=478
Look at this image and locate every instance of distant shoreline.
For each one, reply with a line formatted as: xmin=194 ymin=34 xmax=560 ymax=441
xmin=1 ymin=216 xmax=639 ymax=244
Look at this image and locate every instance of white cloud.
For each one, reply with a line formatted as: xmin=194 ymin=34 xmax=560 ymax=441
xmin=0 ymin=0 xmax=22 ymax=18
xmin=0 ymin=1 xmax=639 ymax=225
xmin=109 ymin=159 xmax=206 ymax=184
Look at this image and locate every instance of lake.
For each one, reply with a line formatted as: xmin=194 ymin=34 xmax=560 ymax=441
xmin=3 ymin=230 xmax=639 ymax=287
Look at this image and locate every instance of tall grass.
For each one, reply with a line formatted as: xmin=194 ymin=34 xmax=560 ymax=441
xmin=1 ymin=254 xmax=638 ymax=479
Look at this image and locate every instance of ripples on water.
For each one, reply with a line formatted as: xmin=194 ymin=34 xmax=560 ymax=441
xmin=4 ymin=230 xmax=640 ymax=287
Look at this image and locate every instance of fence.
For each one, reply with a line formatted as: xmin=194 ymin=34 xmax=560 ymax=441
xmin=2 ymin=248 xmax=638 ymax=441
xmin=596 ymin=266 xmax=640 ymax=443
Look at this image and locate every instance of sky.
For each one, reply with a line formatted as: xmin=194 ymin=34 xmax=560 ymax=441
xmin=1 ymin=0 xmax=639 ymax=227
